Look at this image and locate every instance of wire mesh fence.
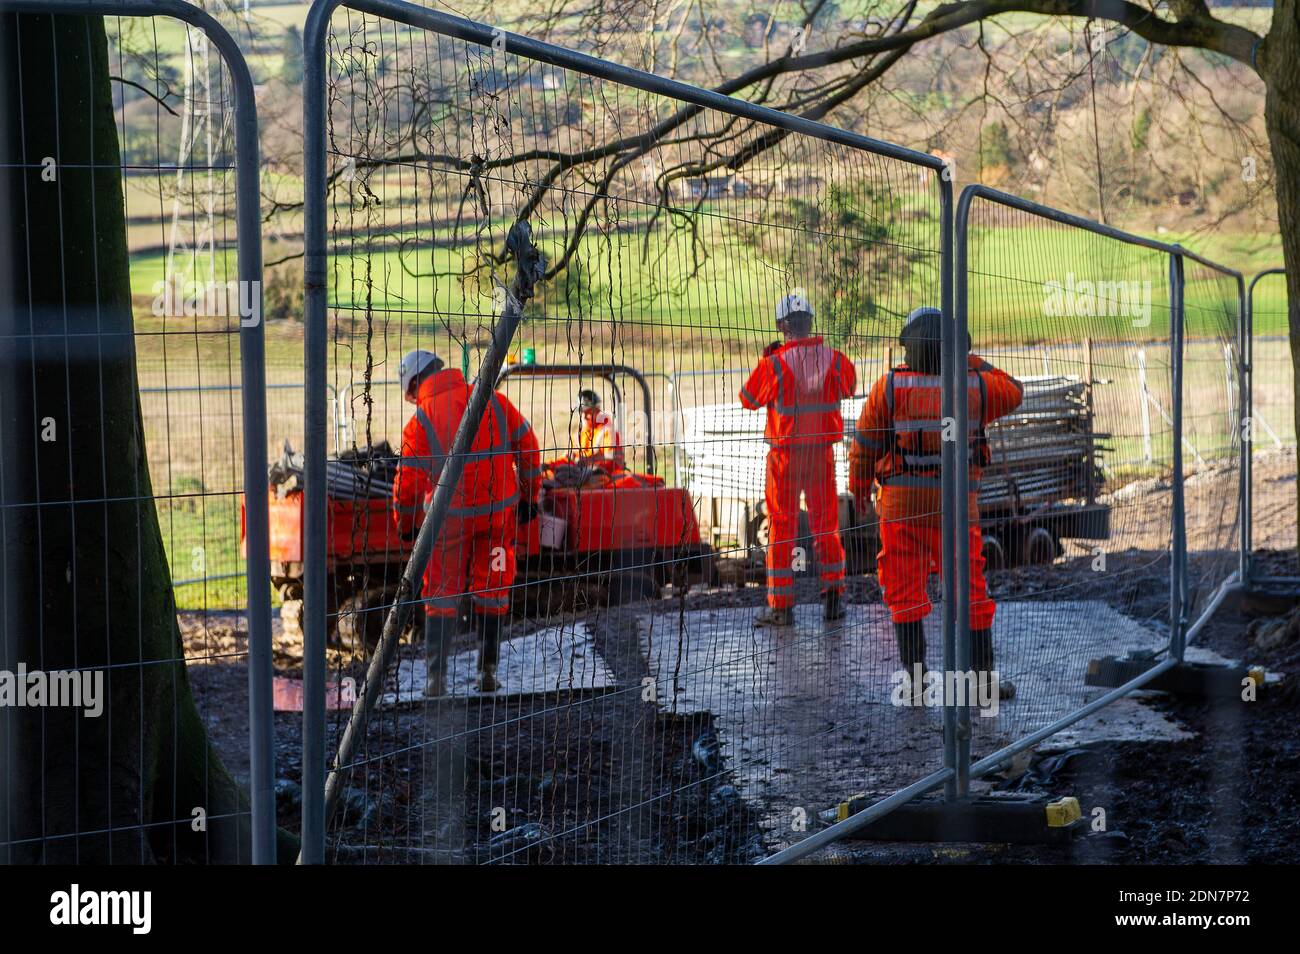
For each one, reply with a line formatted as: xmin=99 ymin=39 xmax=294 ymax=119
xmin=1250 ymin=337 xmax=1296 ymax=452
xmin=288 ymin=0 xmax=1277 ymax=865
xmin=1248 ymin=270 xmax=1293 ymax=443
xmin=0 ymin=0 xmax=274 ymax=863
xmin=1178 ymin=258 xmax=1243 ymax=627
xmin=954 ymin=187 xmax=1181 ymax=778
xmin=301 ymin=0 xmax=953 ymax=863
xmin=1244 ymin=268 xmax=1296 ymax=584
xmin=0 ymin=0 xmax=1284 ymax=872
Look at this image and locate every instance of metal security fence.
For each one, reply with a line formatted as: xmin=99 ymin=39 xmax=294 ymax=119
xmin=141 ymin=381 xmax=312 ymax=600
xmin=300 ymin=0 xmax=955 ymax=863
xmin=0 ymin=0 xmax=274 ymax=862
xmin=950 ymin=185 xmax=1244 ymax=803
xmin=0 ymin=0 xmax=1282 ymax=874
xmin=1179 ymin=258 xmax=1245 ymax=628
xmin=291 ymin=0 xmax=1275 ymax=867
xmin=1245 ymin=268 xmax=1296 ymax=584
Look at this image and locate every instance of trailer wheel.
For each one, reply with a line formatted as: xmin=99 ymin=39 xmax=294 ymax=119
xmin=746 ymin=507 xmax=769 ymax=565
xmin=335 ymin=586 xmax=418 ymax=654
xmin=981 ymin=533 xmax=1007 ymax=572
xmin=1023 ymin=527 xmax=1060 ymax=565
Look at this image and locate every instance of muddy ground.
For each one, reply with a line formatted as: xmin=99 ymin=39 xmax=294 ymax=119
xmin=820 ymin=548 xmax=1300 ymax=865
xmin=184 ymin=452 xmax=1300 ymax=863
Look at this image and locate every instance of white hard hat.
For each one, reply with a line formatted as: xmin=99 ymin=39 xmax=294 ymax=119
xmin=776 ymin=291 xmax=814 ymax=325
xmin=399 ymin=349 xmax=443 ymax=396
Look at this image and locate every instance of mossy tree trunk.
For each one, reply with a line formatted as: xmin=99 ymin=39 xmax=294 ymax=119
xmin=0 ymin=13 xmax=262 ymax=864
xmin=1261 ymin=0 xmax=1300 ymax=565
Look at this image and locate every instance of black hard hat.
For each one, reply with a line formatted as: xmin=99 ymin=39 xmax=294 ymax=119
xmin=899 ymin=307 xmax=942 ymax=374
xmin=899 ymin=307 xmax=969 ymax=374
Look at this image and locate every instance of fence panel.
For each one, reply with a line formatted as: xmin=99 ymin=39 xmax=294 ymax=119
xmin=954 ymin=186 xmax=1185 ymax=791
xmin=0 ymin=0 xmax=274 ymax=862
xmin=301 ymin=0 xmax=953 ymax=863
xmin=1178 ymin=256 xmax=1244 ymax=626
xmin=1246 ymin=269 xmax=1296 ymax=582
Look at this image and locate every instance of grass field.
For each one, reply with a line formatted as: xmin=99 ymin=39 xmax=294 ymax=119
xmin=127 ymin=206 xmax=1288 ymax=611
xmin=106 ymin=1 xmax=1291 ymax=610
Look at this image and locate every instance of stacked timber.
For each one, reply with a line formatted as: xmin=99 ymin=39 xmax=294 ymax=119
xmin=679 ymin=375 xmax=1105 ymax=512
xmin=980 ymin=376 xmax=1104 ymax=510
xmin=267 ymin=440 xmax=398 ymax=500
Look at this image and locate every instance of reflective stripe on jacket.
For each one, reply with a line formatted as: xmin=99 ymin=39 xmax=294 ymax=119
xmin=849 ymin=354 xmax=1023 ymax=523
xmin=579 ymin=411 xmax=624 ymax=467
xmin=392 ymin=368 xmax=542 ymax=535
xmin=738 ymin=336 xmax=856 ymax=448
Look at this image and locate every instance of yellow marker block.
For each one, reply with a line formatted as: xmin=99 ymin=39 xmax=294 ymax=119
xmin=836 ymin=794 xmax=867 ymax=821
xmin=1045 ymin=796 xmax=1081 ymax=828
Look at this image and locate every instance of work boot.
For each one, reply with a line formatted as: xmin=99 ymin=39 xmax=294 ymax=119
xmin=476 ymin=613 xmax=503 ymax=693
xmin=823 ymin=588 xmax=845 ymax=622
xmin=971 ymin=627 xmax=1016 ymax=701
xmin=755 ymin=605 xmax=794 ymax=627
xmin=423 ymin=614 xmax=453 ymax=698
xmin=894 ymin=619 xmax=927 ymax=704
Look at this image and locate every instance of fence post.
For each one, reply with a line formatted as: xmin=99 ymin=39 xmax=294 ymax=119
xmin=1084 ymin=337 xmax=1096 ymax=505
xmin=1169 ymin=252 xmax=1188 ymax=661
xmin=1136 ymin=348 xmax=1153 ymax=464
xmin=300 ymin=0 xmax=342 ymax=866
xmin=948 ymin=180 xmax=967 ymax=801
xmin=1242 ymin=278 xmax=1252 ymax=584
xmin=224 ymin=8 xmax=276 ymax=867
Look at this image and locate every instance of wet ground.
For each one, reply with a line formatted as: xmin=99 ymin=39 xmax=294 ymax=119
xmin=822 ymin=558 xmax=1300 ymax=865
xmin=181 ymin=455 xmax=1300 ymax=863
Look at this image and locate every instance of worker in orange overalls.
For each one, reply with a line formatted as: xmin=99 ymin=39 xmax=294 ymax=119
xmin=849 ymin=307 xmax=1024 ymax=700
xmin=574 ymin=389 xmax=625 ymax=473
xmin=392 ymin=350 xmax=542 ymax=695
xmin=740 ymin=292 xmax=856 ymax=626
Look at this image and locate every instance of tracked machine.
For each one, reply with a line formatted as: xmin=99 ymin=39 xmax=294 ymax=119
xmin=245 ymin=363 xmax=715 ymax=647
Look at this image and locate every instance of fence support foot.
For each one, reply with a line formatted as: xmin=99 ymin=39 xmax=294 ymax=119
xmin=823 ymin=792 xmax=1085 ymax=845
xmin=1085 ymin=654 xmax=1266 ymax=698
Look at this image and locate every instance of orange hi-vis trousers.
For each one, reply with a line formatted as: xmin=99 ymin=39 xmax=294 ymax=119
xmin=765 ymin=444 xmax=846 ymax=609
xmin=877 ymin=517 xmax=995 ymax=629
xmin=423 ymin=514 xmax=516 ymax=619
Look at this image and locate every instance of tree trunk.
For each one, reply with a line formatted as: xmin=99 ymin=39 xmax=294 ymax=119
xmin=0 ymin=13 xmax=277 ymax=863
xmin=1263 ymin=0 xmax=1300 ymax=566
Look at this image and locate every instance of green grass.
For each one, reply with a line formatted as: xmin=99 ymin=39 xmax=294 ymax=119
xmin=127 ymin=217 xmax=1285 ymax=343
xmin=156 ymin=491 xmax=250 ymax=610
xmin=105 ymin=0 xmax=1289 ymax=614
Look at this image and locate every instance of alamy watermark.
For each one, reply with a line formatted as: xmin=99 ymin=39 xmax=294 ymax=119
xmin=50 ymin=884 xmax=151 ymax=934
xmin=0 ymin=663 xmax=104 ymax=717
xmin=1042 ymin=273 xmax=1152 ymax=327
xmin=151 ymin=277 xmax=262 ymax=327
xmin=890 ymin=665 xmax=1002 ymax=717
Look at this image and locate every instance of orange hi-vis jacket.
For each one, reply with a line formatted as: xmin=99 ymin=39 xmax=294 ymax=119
xmin=849 ymin=355 xmax=1023 ymax=526
xmin=738 ymin=336 xmax=857 ymax=447
xmin=392 ymin=368 xmax=542 ymax=536
xmin=578 ymin=410 xmax=624 ymax=469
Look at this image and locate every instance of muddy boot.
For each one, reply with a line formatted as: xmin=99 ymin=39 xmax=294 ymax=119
xmin=476 ymin=613 xmax=503 ymax=693
xmin=971 ymin=627 xmax=1015 ymax=701
xmin=894 ymin=619 xmax=926 ymax=704
xmin=823 ymin=588 xmax=845 ymax=622
xmin=423 ymin=614 xmax=452 ymax=698
xmin=755 ymin=605 xmax=794 ymax=627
